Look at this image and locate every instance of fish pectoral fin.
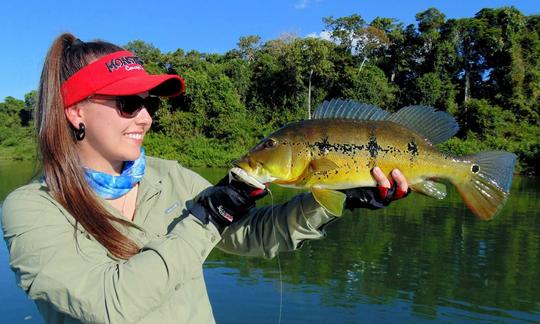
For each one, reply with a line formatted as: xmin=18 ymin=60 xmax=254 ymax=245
xmin=410 ymin=180 xmax=447 ymax=199
xmin=310 ymin=158 xmax=339 ymax=173
xmin=311 ymin=188 xmax=346 ymax=217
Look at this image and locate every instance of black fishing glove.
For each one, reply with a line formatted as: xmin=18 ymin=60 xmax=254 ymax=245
xmin=190 ymin=174 xmax=268 ymax=233
xmin=341 ymin=181 xmax=410 ymax=211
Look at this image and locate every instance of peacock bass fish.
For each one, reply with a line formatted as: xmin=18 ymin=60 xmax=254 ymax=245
xmin=232 ymin=99 xmax=516 ymax=220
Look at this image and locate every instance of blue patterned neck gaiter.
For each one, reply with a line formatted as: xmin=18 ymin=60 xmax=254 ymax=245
xmin=84 ymin=148 xmax=146 ymax=200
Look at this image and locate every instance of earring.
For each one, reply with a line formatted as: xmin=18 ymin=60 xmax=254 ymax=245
xmin=74 ymin=122 xmax=86 ymax=141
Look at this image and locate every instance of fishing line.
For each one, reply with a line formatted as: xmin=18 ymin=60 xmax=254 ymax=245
xmin=268 ymin=188 xmax=283 ymax=324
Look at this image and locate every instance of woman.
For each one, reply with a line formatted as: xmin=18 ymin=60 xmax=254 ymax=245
xmin=1 ymin=33 xmax=409 ymax=323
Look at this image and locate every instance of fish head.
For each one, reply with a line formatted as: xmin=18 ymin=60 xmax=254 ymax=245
xmin=234 ymin=131 xmax=309 ymax=185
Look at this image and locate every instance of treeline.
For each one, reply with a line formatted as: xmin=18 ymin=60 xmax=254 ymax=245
xmin=1 ymin=7 xmax=538 ymax=173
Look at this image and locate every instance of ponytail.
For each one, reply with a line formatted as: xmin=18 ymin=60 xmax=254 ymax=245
xmin=37 ymin=33 xmax=139 ymax=259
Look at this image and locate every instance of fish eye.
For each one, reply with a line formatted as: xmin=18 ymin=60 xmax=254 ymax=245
xmin=264 ymin=138 xmax=277 ymax=149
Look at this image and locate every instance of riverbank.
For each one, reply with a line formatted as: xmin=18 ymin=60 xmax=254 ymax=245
xmin=1 ymin=135 xmax=533 ymax=175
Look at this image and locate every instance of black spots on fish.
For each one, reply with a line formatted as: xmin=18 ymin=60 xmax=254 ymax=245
xmin=317 ymin=170 xmax=331 ymax=179
xmin=337 ymin=143 xmax=365 ymax=157
xmin=407 ymin=141 xmax=418 ymax=156
xmin=291 ymin=141 xmax=310 ymax=157
xmin=366 ymin=136 xmax=379 ymax=159
xmin=471 ymin=164 xmax=480 ymax=173
xmin=386 ymin=146 xmax=401 ymax=154
xmin=314 ymin=136 xmax=332 ymax=155
xmin=365 ymin=134 xmax=392 ymax=170
xmin=309 ymin=137 xmax=365 ymax=157
xmin=407 ymin=138 xmax=419 ymax=162
xmin=352 ymin=160 xmax=360 ymax=172
xmin=366 ymin=160 xmax=375 ymax=169
xmin=344 ymin=143 xmax=365 ymax=156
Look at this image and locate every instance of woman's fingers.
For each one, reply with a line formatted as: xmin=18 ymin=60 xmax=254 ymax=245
xmin=391 ymin=169 xmax=408 ymax=193
xmin=371 ymin=167 xmax=410 ymax=200
xmin=391 ymin=169 xmax=409 ymax=199
xmin=371 ymin=167 xmax=391 ymax=188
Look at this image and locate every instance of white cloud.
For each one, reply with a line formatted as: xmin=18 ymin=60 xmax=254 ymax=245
xmin=306 ymin=30 xmax=333 ymax=41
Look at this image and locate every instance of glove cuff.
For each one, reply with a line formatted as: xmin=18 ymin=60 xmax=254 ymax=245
xmin=189 ymin=200 xmax=228 ymax=233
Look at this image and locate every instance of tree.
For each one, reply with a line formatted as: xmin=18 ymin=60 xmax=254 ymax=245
xmin=124 ymin=40 xmax=166 ymax=75
xmin=415 ymin=8 xmax=447 ymax=72
xmin=295 ymin=37 xmax=339 ymax=117
xmin=342 ymin=65 xmax=397 ymax=109
xmin=324 ymin=14 xmax=389 ymax=69
xmin=1 ymin=8 xmax=538 ymax=172
xmin=0 ymin=96 xmax=25 ymax=128
xmin=236 ymin=35 xmax=261 ymax=62
xmin=323 ymin=14 xmax=366 ymax=53
xmin=472 ymin=8 xmax=534 ymax=119
xmin=21 ymin=90 xmax=37 ymax=127
xmin=370 ymin=17 xmax=405 ymax=83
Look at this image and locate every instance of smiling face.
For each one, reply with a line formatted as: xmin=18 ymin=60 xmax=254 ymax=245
xmin=66 ymin=92 xmax=152 ymax=174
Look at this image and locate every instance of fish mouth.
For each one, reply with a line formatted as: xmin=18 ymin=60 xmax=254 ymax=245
xmin=232 ymin=158 xmax=277 ymax=186
xmin=229 ymin=167 xmax=266 ymax=189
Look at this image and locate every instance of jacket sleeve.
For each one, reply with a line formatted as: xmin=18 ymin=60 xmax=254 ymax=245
xmin=175 ymin=165 xmax=337 ymax=259
xmin=216 ymin=192 xmax=336 ymax=258
xmin=1 ymin=188 xmax=220 ymax=323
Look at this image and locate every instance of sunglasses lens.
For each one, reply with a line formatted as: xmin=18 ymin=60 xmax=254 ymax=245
xmin=117 ymin=96 xmax=160 ymax=117
xmin=144 ymin=97 xmax=160 ymax=115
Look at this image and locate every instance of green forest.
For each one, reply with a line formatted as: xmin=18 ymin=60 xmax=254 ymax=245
xmin=1 ymin=7 xmax=539 ymax=174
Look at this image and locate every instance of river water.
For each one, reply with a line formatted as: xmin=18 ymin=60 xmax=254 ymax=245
xmin=1 ymin=160 xmax=539 ymax=323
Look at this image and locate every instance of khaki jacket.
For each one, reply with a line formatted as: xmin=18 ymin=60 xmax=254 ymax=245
xmin=1 ymin=157 xmax=334 ymax=323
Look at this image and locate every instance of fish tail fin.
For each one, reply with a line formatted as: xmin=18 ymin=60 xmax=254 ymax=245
xmin=453 ymin=151 xmax=516 ymax=220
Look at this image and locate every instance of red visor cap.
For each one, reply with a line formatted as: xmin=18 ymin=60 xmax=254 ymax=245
xmin=61 ymin=50 xmax=185 ymax=107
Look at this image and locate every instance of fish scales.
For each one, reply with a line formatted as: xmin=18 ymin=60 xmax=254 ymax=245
xmin=234 ymin=100 xmax=516 ymax=220
xmin=278 ymin=119 xmax=463 ymax=190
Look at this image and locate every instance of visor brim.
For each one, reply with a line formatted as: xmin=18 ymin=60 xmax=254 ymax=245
xmin=95 ymin=74 xmax=185 ymax=98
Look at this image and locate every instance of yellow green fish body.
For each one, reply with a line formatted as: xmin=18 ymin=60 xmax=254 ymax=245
xmin=234 ymin=100 xmax=516 ymax=220
xmin=268 ymin=119 xmax=463 ymax=188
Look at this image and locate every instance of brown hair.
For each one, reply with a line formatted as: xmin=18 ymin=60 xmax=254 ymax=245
xmin=37 ymin=33 xmax=139 ymax=259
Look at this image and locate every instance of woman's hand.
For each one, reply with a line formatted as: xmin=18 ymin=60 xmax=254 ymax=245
xmin=190 ymin=174 xmax=268 ymax=233
xmin=341 ymin=167 xmax=410 ymax=211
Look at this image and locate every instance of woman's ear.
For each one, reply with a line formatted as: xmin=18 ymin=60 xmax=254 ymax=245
xmin=64 ymin=103 xmax=84 ymax=128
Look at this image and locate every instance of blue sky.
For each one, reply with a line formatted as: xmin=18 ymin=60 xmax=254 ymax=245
xmin=0 ymin=0 xmax=538 ymax=101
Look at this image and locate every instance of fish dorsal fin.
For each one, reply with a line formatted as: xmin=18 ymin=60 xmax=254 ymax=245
xmin=313 ymin=100 xmax=459 ymax=144
xmin=386 ymin=106 xmax=459 ymax=144
xmin=313 ymin=99 xmax=390 ymax=121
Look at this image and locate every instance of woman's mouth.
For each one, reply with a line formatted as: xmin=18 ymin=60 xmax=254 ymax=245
xmin=124 ymin=132 xmax=143 ymax=140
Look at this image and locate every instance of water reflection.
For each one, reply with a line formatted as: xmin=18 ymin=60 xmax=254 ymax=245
xmin=1 ymin=163 xmax=539 ymax=322
xmin=206 ymin=173 xmax=540 ymax=322
xmin=0 ymin=163 xmax=42 ymax=322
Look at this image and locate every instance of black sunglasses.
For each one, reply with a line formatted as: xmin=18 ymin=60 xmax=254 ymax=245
xmin=89 ymin=95 xmax=161 ymax=118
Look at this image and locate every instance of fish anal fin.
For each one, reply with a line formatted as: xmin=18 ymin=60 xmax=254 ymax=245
xmin=311 ymin=188 xmax=346 ymax=217
xmin=410 ymin=180 xmax=447 ymax=199
xmin=310 ymin=158 xmax=339 ymax=173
